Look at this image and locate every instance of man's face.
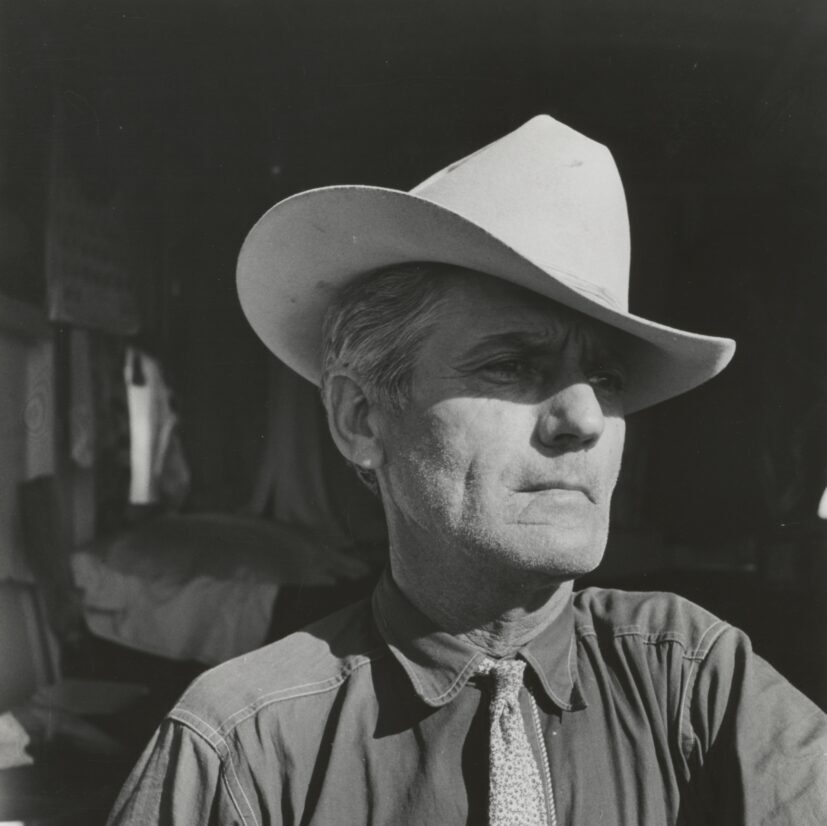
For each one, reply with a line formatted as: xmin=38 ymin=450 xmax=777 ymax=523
xmin=374 ymin=272 xmax=627 ymax=587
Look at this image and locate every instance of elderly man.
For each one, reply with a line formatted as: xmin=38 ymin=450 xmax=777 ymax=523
xmin=108 ymin=116 xmax=827 ymax=825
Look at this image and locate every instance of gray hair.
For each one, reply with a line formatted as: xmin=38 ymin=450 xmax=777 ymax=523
xmin=320 ymin=263 xmax=453 ymax=494
xmin=320 ymin=262 xmax=452 ymax=411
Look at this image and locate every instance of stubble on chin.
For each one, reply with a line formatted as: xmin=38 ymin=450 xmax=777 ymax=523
xmin=449 ymin=494 xmax=610 ymax=584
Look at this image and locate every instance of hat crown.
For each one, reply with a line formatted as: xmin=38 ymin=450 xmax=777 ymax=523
xmin=411 ymin=115 xmax=630 ymax=311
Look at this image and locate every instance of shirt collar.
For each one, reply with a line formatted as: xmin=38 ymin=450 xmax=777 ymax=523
xmin=371 ymin=569 xmax=586 ymax=712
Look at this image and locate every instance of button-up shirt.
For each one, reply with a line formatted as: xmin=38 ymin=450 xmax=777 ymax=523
xmin=107 ymin=570 xmax=827 ymax=825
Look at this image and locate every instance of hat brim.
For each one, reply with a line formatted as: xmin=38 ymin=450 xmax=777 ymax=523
xmin=237 ymin=186 xmax=735 ymax=414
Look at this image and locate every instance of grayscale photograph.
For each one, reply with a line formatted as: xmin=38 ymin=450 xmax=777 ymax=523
xmin=0 ymin=1 xmax=825 ymax=824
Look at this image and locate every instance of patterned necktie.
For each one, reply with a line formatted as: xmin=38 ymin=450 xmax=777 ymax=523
xmin=476 ymin=657 xmax=549 ymax=826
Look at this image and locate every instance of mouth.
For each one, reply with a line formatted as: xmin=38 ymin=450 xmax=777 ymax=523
xmin=518 ymin=482 xmax=594 ymax=502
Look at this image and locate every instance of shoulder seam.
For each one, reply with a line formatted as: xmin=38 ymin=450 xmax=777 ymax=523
xmin=687 ymin=618 xmax=730 ymax=660
xmin=158 ymin=716 xmax=258 ymax=826
xmin=174 ymin=645 xmax=388 ymax=739
xmin=168 ymin=708 xmax=228 ymax=755
xmin=677 ymin=621 xmax=733 ymax=765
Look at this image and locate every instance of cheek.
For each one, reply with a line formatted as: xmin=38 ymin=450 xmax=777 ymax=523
xmin=423 ymin=399 xmax=528 ymax=471
xmin=603 ymin=417 xmax=626 ymax=493
xmin=387 ymin=400 xmax=525 ymax=498
xmin=399 ymin=406 xmax=478 ymax=488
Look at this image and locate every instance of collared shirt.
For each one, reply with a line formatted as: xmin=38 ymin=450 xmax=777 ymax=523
xmin=107 ymin=570 xmax=827 ymax=825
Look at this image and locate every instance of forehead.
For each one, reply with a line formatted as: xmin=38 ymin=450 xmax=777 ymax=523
xmin=426 ymin=269 xmax=622 ymax=354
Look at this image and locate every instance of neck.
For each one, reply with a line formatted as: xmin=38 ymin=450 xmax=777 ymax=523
xmin=457 ymin=585 xmax=572 ymax=657
xmin=388 ymin=537 xmax=574 ymax=659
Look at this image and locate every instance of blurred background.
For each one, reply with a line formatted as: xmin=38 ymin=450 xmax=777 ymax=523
xmin=0 ymin=1 xmax=825 ymax=822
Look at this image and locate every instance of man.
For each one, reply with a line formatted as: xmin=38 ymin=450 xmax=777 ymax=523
xmin=108 ymin=116 xmax=827 ymax=825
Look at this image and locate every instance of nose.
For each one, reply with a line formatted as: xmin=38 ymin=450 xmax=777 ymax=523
xmin=536 ymin=381 xmax=605 ymax=450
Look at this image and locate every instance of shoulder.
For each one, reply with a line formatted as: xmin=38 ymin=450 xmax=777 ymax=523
xmin=573 ymin=587 xmax=730 ymax=658
xmin=169 ymin=597 xmax=389 ymax=742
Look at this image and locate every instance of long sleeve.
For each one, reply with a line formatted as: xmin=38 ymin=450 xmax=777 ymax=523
xmin=686 ymin=625 xmax=827 ymax=824
xmin=106 ymin=719 xmax=250 ymax=826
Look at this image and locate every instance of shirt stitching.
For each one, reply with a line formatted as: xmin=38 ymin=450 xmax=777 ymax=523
xmin=213 ymin=647 xmax=387 ymax=735
xmin=677 ymin=650 xmax=703 ymax=766
xmin=676 ymin=623 xmax=731 ymax=767
xmin=522 ymin=647 xmax=576 ymax=711
xmin=392 ymin=634 xmax=579 ymax=708
xmin=689 ymin=618 xmax=729 ymax=659
xmin=160 ymin=714 xmax=256 ymax=826
xmin=375 ymin=576 xmax=504 ymax=707
xmin=171 ymin=707 xmax=228 ymax=754
xmin=168 ymin=652 xmax=387 ymax=823
xmin=413 ymin=652 xmax=483 ymax=705
xmin=576 ymin=619 xmax=730 ymax=660
xmin=612 ymin=628 xmax=688 ymax=645
xmin=220 ymin=748 xmax=260 ymax=826
xmin=574 ymin=615 xmax=734 ymax=773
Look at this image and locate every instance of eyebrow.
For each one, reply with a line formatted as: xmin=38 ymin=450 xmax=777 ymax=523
xmin=461 ymin=329 xmax=568 ymax=359
xmin=449 ymin=333 xmax=549 ymax=369
xmin=456 ymin=323 xmax=624 ymax=364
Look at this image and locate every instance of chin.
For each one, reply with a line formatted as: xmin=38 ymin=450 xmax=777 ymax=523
xmin=506 ymin=522 xmax=609 ymax=580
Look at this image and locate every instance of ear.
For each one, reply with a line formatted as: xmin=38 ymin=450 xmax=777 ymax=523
xmin=323 ymin=372 xmax=386 ymax=470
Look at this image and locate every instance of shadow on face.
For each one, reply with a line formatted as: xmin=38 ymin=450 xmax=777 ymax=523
xmin=371 ymin=269 xmax=629 ymax=589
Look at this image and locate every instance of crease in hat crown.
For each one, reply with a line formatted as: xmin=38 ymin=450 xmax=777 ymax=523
xmin=409 ymin=115 xmax=631 ymax=312
xmin=236 ymin=113 xmax=735 ymax=413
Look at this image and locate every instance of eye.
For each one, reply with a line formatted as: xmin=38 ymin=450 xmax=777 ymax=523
xmin=481 ymin=358 xmax=534 ymax=380
xmin=588 ymin=367 xmax=626 ymax=396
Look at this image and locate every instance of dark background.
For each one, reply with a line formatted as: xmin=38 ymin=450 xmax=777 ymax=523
xmin=1 ymin=0 xmax=825 ymax=703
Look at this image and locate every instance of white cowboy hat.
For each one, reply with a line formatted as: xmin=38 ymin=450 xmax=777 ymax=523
xmin=237 ymin=114 xmax=734 ymax=413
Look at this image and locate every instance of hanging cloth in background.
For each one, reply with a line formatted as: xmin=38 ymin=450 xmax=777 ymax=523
xmin=248 ymin=359 xmax=387 ymax=558
xmin=93 ymin=336 xmax=131 ymax=535
xmin=69 ymin=329 xmax=95 ymax=469
xmin=124 ymin=347 xmax=190 ymax=507
xmin=68 ymin=328 xmax=97 ymax=545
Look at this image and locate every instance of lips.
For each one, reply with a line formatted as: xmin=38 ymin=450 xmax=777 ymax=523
xmin=518 ymin=481 xmax=594 ymax=502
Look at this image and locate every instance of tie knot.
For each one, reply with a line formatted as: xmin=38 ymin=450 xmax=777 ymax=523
xmin=476 ymin=657 xmax=526 ymax=702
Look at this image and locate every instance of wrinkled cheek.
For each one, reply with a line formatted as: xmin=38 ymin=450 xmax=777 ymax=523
xmin=384 ymin=433 xmax=467 ymax=526
xmin=384 ymin=399 xmax=519 ymax=524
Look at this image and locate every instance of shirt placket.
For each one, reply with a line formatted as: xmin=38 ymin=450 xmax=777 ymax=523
xmin=526 ymin=689 xmax=558 ymax=826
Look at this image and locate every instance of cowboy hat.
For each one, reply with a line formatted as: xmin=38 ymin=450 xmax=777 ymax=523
xmin=237 ymin=114 xmax=734 ymax=413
